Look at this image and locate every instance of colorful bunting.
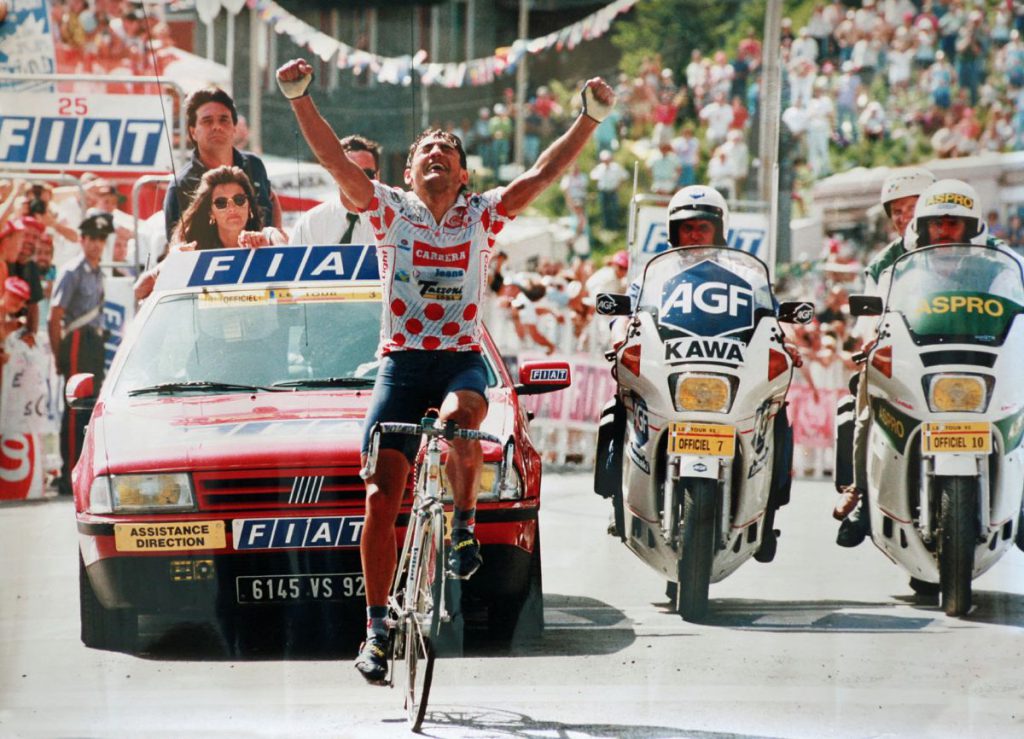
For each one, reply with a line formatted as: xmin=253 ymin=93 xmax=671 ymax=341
xmin=238 ymin=0 xmax=638 ymax=88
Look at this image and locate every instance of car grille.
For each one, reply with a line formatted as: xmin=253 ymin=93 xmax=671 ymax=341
xmin=193 ymin=467 xmax=366 ymax=512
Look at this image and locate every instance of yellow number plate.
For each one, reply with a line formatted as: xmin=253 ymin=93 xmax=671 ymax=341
xmin=921 ymin=422 xmax=991 ymax=454
xmin=668 ymin=422 xmax=735 ymax=457
xmin=114 ymin=521 xmax=226 ymax=552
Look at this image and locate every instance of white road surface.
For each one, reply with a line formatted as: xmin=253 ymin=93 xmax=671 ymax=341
xmin=1 ymin=474 xmax=1023 ymax=738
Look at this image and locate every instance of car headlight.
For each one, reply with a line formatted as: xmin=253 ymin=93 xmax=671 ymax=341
xmin=89 ymin=474 xmax=195 ymax=514
xmin=441 ymin=462 xmax=523 ymax=502
xmin=927 ymin=374 xmax=989 ymax=413
xmin=672 ymin=374 xmax=733 ymax=412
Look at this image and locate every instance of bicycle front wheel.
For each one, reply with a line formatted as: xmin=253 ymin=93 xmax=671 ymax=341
xmin=403 ymin=509 xmax=443 ymax=730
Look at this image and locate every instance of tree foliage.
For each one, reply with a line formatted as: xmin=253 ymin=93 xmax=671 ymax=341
xmin=611 ymin=0 xmax=749 ymax=76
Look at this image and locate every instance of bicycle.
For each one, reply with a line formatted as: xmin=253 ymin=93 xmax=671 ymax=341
xmin=360 ymin=416 xmax=512 ymax=731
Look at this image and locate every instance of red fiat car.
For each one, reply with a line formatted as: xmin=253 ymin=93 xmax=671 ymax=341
xmin=69 ymin=245 xmax=570 ymax=652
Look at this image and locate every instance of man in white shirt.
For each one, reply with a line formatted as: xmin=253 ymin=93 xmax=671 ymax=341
xmin=685 ymin=50 xmax=707 ymax=99
xmin=806 ymin=83 xmax=835 ymax=178
xmin=699 ymin=90 xmax=734 ymax=146
xmin=589 ymin=150 xmax=629 ymax=230
xmin=791 ymin=27 xmax=819 ymax=63
xmin=289 ymin=135 xmax=380 ymax=245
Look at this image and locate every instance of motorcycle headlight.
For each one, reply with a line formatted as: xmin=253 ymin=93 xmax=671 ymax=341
xmin=672 ymin=374 xmax=733 ymax=412
xmin=927 ymin=374 xmax=989 ymax=413
xmin=90 ymin=474 xmax=195 ymax=513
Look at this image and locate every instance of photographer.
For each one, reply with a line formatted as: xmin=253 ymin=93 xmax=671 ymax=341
xmin=25 ymin=182 xmax=79 ymax=247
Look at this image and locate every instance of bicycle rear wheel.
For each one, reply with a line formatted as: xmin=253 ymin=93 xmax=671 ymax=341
xmin=403 ymin=509 xmax=444 ymax=730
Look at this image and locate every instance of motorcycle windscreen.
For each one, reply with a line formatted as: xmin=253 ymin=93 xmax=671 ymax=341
xmin=886 ymin=244 xmax=1024 ymax=346
xmin=635 ymin=247 xmax=775 ymax=345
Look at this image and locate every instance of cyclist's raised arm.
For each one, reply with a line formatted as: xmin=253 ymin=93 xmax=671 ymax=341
xmin=276 ymin=58 xmax=374 ymax=212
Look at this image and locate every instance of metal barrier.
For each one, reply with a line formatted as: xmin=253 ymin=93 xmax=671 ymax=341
xmin=131 ymin=174 xmax=173 ymax=268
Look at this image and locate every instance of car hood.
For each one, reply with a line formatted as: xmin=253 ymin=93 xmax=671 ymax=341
xmin=90 ymin=388 xmax=515 ymax=475
xmin=92 ymin=391 xmax=371 ymax=474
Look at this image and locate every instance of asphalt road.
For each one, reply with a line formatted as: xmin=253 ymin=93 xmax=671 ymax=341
xmin=1 ymin=473 xmax=1023 ymax=738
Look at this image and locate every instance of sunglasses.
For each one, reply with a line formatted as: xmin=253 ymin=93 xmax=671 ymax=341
xmin=212 ymin=194 xmax=248 ymax=210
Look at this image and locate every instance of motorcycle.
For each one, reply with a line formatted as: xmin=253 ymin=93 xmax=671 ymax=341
xmin=595 ymin=246 xmax=812 ymax=622
xmin=849 ymin=243 xmax=1024 ymax=616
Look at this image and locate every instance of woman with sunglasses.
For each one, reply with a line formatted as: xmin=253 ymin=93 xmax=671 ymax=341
xmin=172 ymin=165 xmax=285 ymax=251
xmin=134 ymin=166 xmax=285 ymax=300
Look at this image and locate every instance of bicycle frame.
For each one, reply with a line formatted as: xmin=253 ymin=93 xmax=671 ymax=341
xmin=360 ymin=417 xmax=510 ymax=730
xmin=390 ymin=432 xmax=448 ymax=642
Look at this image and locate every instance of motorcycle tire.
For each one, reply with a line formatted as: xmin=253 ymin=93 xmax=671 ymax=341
xmin=674 ymin=477 xmax=716 ymax=623
xmin=938 ymin=477 xmax=978 ymax=617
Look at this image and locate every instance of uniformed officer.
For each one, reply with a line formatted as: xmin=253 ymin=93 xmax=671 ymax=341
xmin=48 ymin=214 xmax=111 ymax=495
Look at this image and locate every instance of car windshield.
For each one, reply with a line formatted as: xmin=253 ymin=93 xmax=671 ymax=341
xmin=636 ymin=246 xmax=775 ymax=344
xmin=886 ymin=244 xmax=1024 ymax=346
xmin=110 ymin=290 xmax=384 ymax=397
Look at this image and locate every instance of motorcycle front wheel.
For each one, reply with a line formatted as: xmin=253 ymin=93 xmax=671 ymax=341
xmin=674 ymin=477 xmax=717 ymax=623
xmin=938 ymin=476 xmax=978 ymax=617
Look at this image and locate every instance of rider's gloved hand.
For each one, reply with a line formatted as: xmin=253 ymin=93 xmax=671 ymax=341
xmin=277 ymin=59 xmax=315 ymax=100
xmin=580 ymin=79 xmax=614 ymax=123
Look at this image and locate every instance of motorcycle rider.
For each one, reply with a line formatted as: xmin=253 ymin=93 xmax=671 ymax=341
xmin=833 ymin=167 xmax=935 ymax=544
xmin=597 ymin=185 xmax=795 ymax=559
xmin=833 ymin=177 xmax=1021 ymax=553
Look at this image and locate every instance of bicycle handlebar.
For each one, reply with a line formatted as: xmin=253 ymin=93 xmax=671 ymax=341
xmin=360 ymin=418 xmax=509 ymax=480
xmin=374 ymin=420 xmax=503 ymax=445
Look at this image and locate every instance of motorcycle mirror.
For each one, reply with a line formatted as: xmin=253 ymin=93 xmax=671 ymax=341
xmin=777 ymin=301 xmax=815 ymax=324
xmin=849 ymin=295 xmax=883 ymax=317
xmin=595 ymin=293 xmax=632 ymax=316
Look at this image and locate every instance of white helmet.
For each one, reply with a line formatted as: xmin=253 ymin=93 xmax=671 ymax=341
xmin=905 ymin=178 xmax=987 ymax=248
xmin=879 ymin=167 xmax=935 ymax=217
xmin=666 ymin=185 xmax=730 ymax=247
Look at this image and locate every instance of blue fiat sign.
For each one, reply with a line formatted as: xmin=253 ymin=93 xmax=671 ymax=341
xmin=659 ymin=259 xmax=755 ymax=336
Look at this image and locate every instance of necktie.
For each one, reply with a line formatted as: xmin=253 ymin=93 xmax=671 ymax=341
xmin=339 ymin=212 xmax=360 ymax=244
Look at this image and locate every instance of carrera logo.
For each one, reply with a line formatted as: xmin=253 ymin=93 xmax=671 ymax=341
xmin=530 ymin=368 xmax=568 ymax=382
xmin=413 ymin=241 xmax=470 ymax=270
xmin=925 ymin=192 xmax=974 ymax=209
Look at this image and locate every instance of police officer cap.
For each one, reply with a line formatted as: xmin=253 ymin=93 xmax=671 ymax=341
xmin=80 ymin=214 xmax=114 ymax=239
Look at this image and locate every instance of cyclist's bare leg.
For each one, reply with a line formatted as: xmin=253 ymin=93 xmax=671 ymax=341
xmin=360 ymin=449 xmax=411 ymax=607
xmin=440 ymin=389 xmax=488 ymax=511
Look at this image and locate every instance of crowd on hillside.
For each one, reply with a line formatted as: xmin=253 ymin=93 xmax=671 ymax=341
xmin=458 ymin=1 xmax=1024 ymax=217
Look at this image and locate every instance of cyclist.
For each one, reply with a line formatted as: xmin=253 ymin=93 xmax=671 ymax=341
xmin=834 ymin=177 xmax=1016 ymax=550
xmin=276 ymin=57 xmax=615 ymax=683
xmin=833 ymin=167 xmax=935 ymax=544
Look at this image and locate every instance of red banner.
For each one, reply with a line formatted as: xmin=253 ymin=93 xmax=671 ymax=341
xmin=0 ymin=434 xmax=42 ymax=501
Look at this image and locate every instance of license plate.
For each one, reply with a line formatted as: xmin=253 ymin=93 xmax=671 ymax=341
xmin=668 ymin=422 xmax=735 ymax=457
xmin=921 ymin=422 xmax=991 ymax=454
xmin=235 ymin=573 xmax=364 ymax=603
